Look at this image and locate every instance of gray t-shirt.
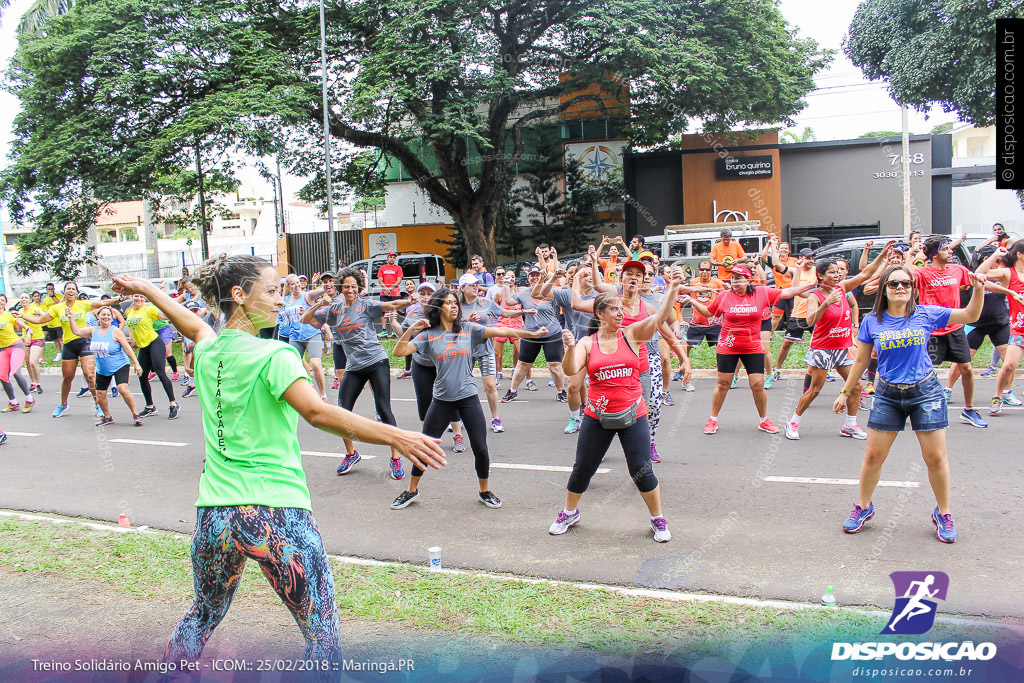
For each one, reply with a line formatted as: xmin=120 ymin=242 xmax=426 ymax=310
xmin=412 ymin=323 xmax=487 ymax=401
xmin=402 ymin=302 xmax=432 ymax=367
xmin=314 ymin=297 xmax=386 ymax=371
xmin=513 ymin=290 xmax=559 ymax=337
xmin=461 ymin=297 xmax=503 ymax=358
xmin=640 ymin=291 xmax=665 ymax=351
xmin=552 ymin=288 xmax=595 ymax=340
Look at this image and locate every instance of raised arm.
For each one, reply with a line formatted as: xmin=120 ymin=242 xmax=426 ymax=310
xmin=111 ymin=275 xmax=214 ymax=344
xmin=300 ymin=295 xmax=332 ymax=326
xmin=845 ymin=241 xmax=894 ymax=291
xmin=779 ymin=281 xmax=817 ymax=300
xmin=483 ymin=325 xmax=548 ymax=340
xmin=65 ymin=307 xmax=95 ymax=339
xmin=14 ymin=307 xmax=54 ymax=325
xmin=947 ymin=272 xmax=987 ymax=326
xmin=380 ymin=298 xmax=414 ymax=313
xmin=560 ymin=329 xmax=591 ymax=377
xmin=624 ymin=269 xmax=683 ymax=343
xmin=393 ymin=318 xmax=430 ymax=357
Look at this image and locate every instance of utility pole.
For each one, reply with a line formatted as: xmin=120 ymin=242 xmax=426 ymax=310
xmin=319 ymin=0 xmax=337 ymax=269
xmin=195 ymin=137 xmax=210 ymax=261
xmin=901 ymin=105 xmax=912 ymax=238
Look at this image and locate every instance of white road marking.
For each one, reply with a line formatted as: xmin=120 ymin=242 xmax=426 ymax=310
xmin=110 ymin=438 xmax=188 ymax=447
xmin=491 ymin=462 xmax=609 ymax=474
xmin=301 ymin=451 xmax=377 ymax=459
xmin=763 ymin=476 xmax=918 ymax=488
xmin=5 ymin=431 xmax=41 ymax=437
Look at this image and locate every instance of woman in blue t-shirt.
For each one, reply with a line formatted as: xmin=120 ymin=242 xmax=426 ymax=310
xmin=833 ymin=263 xmax=986 ymax=543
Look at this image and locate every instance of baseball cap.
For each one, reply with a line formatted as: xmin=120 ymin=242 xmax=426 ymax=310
xmin=798 ymin=248 xmax=814 ymax=258
xmin=298 ymin=274 xmax=308 ymax=280
xmin=458 ymin=273 xmax=479 ymax=286
xmin=620 ymin=260 xmax=646 ymax=275
xmin=318 ymin=271 xmax=335 ymax=281
xmin=184 ymin=300 xmax=202 ymax=311
xmin=416 ymin=281 xmax=437 ymax=293
xmin=730 ymin=265 xmax=755 ymax=278
xmin=637 ymin=250 xmax=657 ymax=261
xmin=528 ymin=266 xmax=542 ymax=274
xmin=387 ymin=252 xmax=397 ymax=257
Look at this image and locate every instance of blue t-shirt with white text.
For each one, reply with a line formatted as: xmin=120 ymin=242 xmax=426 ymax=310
xmin=856 ymin=305 xmax=951 ymax=384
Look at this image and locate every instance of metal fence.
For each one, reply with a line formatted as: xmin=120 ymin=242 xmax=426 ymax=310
xmin=285 ymin=231 xmax=364 ymax=276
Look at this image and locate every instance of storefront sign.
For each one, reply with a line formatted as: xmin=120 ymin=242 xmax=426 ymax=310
xmin=716 ymin=155 xmax=774 ymax=179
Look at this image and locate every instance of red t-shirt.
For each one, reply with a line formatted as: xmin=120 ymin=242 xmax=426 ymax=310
xmin=584 ymin=330 xmax=647 ymax=420
xmin=809 ymin=288 xmax=853 ymax=350
xmin=913 ymin=264 xmax=970 ymax=335
xmin=378 ymin=264 xmax=403 ymax=296
xmin=1008 ymin=269 xmax=1024 ymax=335
xmin=706 ymin=286 xmax=781 ymax=355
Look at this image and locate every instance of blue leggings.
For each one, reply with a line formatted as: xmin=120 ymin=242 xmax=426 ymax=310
xmin=165 ymin=506 xmax=341 ymax=665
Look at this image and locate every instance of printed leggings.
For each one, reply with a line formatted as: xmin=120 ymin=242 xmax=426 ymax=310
xmin=413 ymin=395 xmax=488 ymax=479
xmin=0 ymin=343 xmax=29 ymax=400
xmin=138 ymin=338 xmax=175 ymax=405
xmin=644 ymin=353 xmax=663 ymax=444
xmin=165 ymin=506 xmax=340 ymax=665
xmin=338 ymin=359 xmax=396 ymax=426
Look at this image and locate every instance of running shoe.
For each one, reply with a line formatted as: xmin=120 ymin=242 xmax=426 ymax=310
xmin=548 ymin=379 xmax=555 ymax=387
xmin=730 ymin=374 xmax=739 ymax=389
xmin=650 ymin=516 xmax=671 ymax=543
xmin=51 ymin=404 xmax=68 ymax=418
xmin=138 ymin=405 xmax=157 ymax=418
xmin=672 ymin=369 xmax=684 ymax=381
xmin=1001 ymin=389 xmax=1023 ymax=406
xmin=452 ymin=434 xmax=466 ymax=453
xmin=391 ymin=490 xmax=418 ymax=509
xmin=784 ymin=419 xmax=800 ymax=440
xmin=0 ymin=432 xmax=6 ymax=445
xmin=397 ymin=370 xmax=412 ymax=379
xmin=147 ymin=372 xmax=156 ymax=381
xmin=763 ymin=374 xmax=775 ymax=390
xmin=663 ymin=391 xmax=675 ymax=406
xmin=703 ymin=416 xmax=719 ymax=435
xmin=1 ymin=402 xmax=19 ymax=413
xmin=111 ymin=386 xmax=118 ymax=398
xmin=75 ymin=387 xmax=90 ymax=398
xmin=842 ymin=502 xmax=874 ymax=533
xmin=332 ymin=377 xmax=340 ymax=390
xmin=989 ymin=397 xmax=1003 ymax=416
xmin=39 ymin=359 xmax=47 ymax=365
xmin=563 ymin=416 xmax=581 ymax=434
xmin=931 ymin=506 xmax=957 ymax=543
xmin=758 ymin=417 xmax=780 ymax=434
xmin=548 ymin=508 xmax=581 ymax=535
xmin=182 ymin=386 xmax=196 ymax=399
xmin=771 ymin=370 xmax=781 ymax=382
xmin=168 ymin=404 xmax=180 ymax=420
xmin=859 ymin=395 xmax=872 ymax=411
xmin=959 ymin=408 xmax=987 ymax=428
xmin=94 ymin=404 xmax=104 ymax=418
xmin=447 ymin=424 xmax=454 ymax=432
xmin=555 ymin=390 xmax=567 ymax=403
xmin=496 ymin=371 xmax=504 ymax=380
xmin=942 ymin=387 xmax=953 ymax=402
xmin=980 ymin=365 xmax=997 ymax=377
xmin=133 ymin=414 xmax=143 ymax=426
xmin=180 ymin=374 xmax=189 ymax=386
xmin=389 ymin=457 xmax=405 ymax=480
xmin=172 ymin=371 xmax=179 ymax=381
xmin=491 ymin=418 xmax=505 ymax=433
xmin=96 ymin=415 xmax=114 ymax=427
xmin=500 ymin=389 xmax=518 ymax=403
xmin=336 ymin=451 xmax=361 ymax=475
xmin=864 ymin=381 xmax=875 ymax=395
xmin=525 ymin=379 xmax=538 ymax=391
xmin=683 ymin=382 xmax=696 ymax=393
xmin=650 ymin=443 xmax=661 ymax=463
xmin=825 ymin=371 xmax=837 ymax=382
xmin=34 ymin=384 xmax=43 ymax=394
xmin=479 ymin=490 xmax=502 ymax=508
xmin=839 ymin=423 xmax=868 ymax=440
xmin=21 ymin=397 xmax=34 ymax=414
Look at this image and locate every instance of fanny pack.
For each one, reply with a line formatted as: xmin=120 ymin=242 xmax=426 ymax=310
xmin=594 ymin=397 xmax=642 ymax=430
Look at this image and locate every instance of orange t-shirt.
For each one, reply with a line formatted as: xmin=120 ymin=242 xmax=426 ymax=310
xmin=791 ymin=265 xmax=816 ymax=318
xmin=772 ymin=257 xmax=794 ymax=289
xmin=688 ymin=276 xmax=725 ymax=325
xmin=710 ymin=241 xmax=745 ymax=280
xmin=598 ymin=257 xmax=621 ymax=283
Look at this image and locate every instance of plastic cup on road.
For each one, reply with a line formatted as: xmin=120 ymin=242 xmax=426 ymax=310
xmin=427 ymin=546 xmax=442 ymax=571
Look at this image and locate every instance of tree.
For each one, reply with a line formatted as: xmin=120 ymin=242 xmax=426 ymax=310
xmin=3 ymin=0 xmax=827 ymax=273
xmin=857 ymin=130 xmax=901 ymax=138
xmin=780 ymin=126 xmax=816 ymax=143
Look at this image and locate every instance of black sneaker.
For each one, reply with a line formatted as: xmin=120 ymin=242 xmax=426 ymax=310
xmin=555 ymin=390 xmax=567 ymax=402
xmin=391 ymin=490 xmax=419 ymax=510
xmin=95 ymin=415 xmax=114 ymax=427
xmin=182 ymin=386 xmax=196 ymax=398
xmin=500 ymin=389 xmax=518 ymax=403
xmin=138 ymin=406 xmax=157 ymax=418
xmin=479 ymin=491 xmax=502 ymax=508
xmin=168 ymin=404 xmax=180 ymax=420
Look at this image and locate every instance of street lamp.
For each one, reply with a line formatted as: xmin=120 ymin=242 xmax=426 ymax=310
xmin=319 ymin=0 xmax=337 ymax=269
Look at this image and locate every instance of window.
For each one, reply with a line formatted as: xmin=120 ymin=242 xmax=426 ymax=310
xmin=370 ymin=260 xmax=386 ymax=279
xmin=668 ymin=242 xmax=688 ymax=258
xmin=739 ymin=237 xmax=760 ymax=254
xmin=690 ymin=240 xmax=712 ymax=257
xmin=581 ymin=119 xmax=608 ymax=140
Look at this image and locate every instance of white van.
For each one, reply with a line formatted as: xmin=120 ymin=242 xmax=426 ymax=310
xmin=347 ymin=252 xmax=448 ymax=297
xmin=645 ymin=224 xmax=772 ymax=280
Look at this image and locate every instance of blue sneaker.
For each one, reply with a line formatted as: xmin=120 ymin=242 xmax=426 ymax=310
xmin=563 ymin=416 xmax=581 ymax=434
xmin=931 ymin=507 xmax=957 ymax=543
xmin=336 ymin=451 xmax=361 ymax=475
xmin=389 ymin=457 xmax=405 ymax=480
xmin=1001 ymin=389 xmax=1023 ymax=406
xmin=75 ymin=387 xmax=90 ymax=398
xmin=95 ymin=404 xmax=104 ymax=418
xmin=51 ymin=404 xmax=69 ymax=418
xmin=662 ymin=391 xmax=675 ymax=406
xmin=842 ymin=502 xmax=874 ymax=533
xmin=672 ymin=370 xmax=684 ymax=381
xmin=111 ymin=386 xmax=118 ymax=398
xmin=730 ymin=374 xmax=740 ymax=389
xmin=942 ymin=387 xmax=953 ymax=402
xmin=763 ymin=374 xmax=775 ymax=390
xmin=959 ymin=408 xmax=988 ymax=428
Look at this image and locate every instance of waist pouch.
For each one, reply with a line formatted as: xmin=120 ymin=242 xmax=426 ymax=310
xmin=595 ymin=398 xmax=641 ymax=430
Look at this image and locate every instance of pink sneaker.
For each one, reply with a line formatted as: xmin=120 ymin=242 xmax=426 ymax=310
xmin=703 ymin=416 xmax=719 ymax=435
xmin=758 ymin=417 xmax=780 ymax=434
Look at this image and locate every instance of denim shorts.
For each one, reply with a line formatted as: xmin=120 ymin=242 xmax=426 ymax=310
xmin=867 ymin=372 xmax=947 ymax=432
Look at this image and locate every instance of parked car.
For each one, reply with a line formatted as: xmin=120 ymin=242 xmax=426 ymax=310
xmin=347 ymin=252 xmax=448 ymax=297
xmin=814 ymin=234 xmax=972 ymax=318
xmin=959 ymin=232 xmax=1022 ymax=255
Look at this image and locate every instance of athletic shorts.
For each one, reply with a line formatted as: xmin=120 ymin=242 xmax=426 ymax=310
xmin=379 ymin=294 xmax=402 ymax=303
xmin=518 ymin=333 xmax=564 ymax=364
xmin=716 ymin=352 xmax=765 ymax=375
xmin=761 ymin=318 xmax=772 ymax=332
xmin=29 ymin=339 xmax=44 ymax=348
xmin=927 ymin=327 xmax=972 ymax=365
xmin=966 ymin=322 xmax=1010 ymax=350
xmin=96 ymin=364 xmax=130 ymax=391
xmin=157 ymin=325 xmax=174 ymax=345
xmin=772 ymin=296 xmax=793 ymax=316
xmin=45 ymin=328 xmax=61 ymax=342
xmin=474 ymin=354 xmax=497 ymax=377
xmin=1010 ymin=334 xmax=1024 ymax=348
xmin=61 ymin=337 xmax=92 ymax=360
xmin=290 ymin=337 xmax=324 ymax=360
xmin=868 ymin=373 xmax=947 ymax=432
xmin=332 ymin=342 xmax=346 ymax=369
xmin=493 ymin=337 xmax=516 ymax=344
xmin=686 ymin=324 xmax=720 ymax=347
xmin=805 ymin=347 xmax=854 ymax=371
xmin=785 ymin=317 xmax=813 ymax=342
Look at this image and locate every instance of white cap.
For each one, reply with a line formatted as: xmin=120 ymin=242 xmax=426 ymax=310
xmin=416 ymin=281 xmax=437 ymax=293
xmin=458 ymin=273 xmax=479 ymax=286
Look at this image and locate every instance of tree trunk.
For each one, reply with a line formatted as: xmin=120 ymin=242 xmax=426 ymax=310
xmin=454 ymin=205 xmax=499 ymax=269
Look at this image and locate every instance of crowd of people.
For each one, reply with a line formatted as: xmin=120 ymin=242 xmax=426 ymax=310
xmin=2 ymin=224 xmax=1022 ymax=667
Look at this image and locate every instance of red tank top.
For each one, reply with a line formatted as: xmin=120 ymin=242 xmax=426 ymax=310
xmin=809 ymin=288 xmax=853 ymax=350
xmin=621 ymin=298 xmax=650 ymax=372
xmin=1009 ymin=268 xmax=1024 ymax=335
xmin=584 ymin=329 xmax=647 ymax=419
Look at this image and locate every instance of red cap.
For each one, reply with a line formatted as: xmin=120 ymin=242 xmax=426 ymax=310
xmin=387 ymin=252 xmax=397 ymax=257
xmin=620 ymin=260 xmax=647 ymax=275
xmin=730 ymin=265 xmax=754 ymax=279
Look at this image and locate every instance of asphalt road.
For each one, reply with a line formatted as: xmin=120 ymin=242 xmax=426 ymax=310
xmin=2 ymin=371 xmax=1022 ymax=620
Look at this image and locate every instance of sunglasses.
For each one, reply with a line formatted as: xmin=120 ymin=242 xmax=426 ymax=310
xmin=886 ymin=279 xmax=913 ymax=290
xmin=698 ymin=267 xmax=711 ymax=272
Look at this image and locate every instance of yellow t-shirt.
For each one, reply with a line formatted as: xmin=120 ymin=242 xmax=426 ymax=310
xmin=0 ymin=311 xmax=23 ymax=347
xmin=41 ymin=294 xmax=63 ymax=329
xmin=47 ymin=300 xmax=92 ymax=343
xmin=23 ymin=304 xmax=46 ymax=341
xmin=125 ymin=304 xmax=161 ymax=348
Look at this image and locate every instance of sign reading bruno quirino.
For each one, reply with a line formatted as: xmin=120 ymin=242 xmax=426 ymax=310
xmin=716 ymin=155 xmax=773 ymax=179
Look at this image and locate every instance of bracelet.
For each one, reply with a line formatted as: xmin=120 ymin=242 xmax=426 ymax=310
xmin=840 ymin=389 xmax=851 ymax=397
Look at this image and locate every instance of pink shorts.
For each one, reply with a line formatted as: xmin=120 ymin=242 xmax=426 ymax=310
xmin=30 ymin=339 xmax=45 ymax=348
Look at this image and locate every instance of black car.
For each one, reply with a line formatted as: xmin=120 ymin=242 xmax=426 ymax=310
xmin=813 ymin=234 xmax=972 ymax=318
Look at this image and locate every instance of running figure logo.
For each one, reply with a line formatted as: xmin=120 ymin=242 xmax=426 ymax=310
xmin=882 ymin=571 xmax=949 ymax=634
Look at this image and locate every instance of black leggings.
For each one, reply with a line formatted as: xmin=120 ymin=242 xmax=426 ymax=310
xmin=138 ymin=338 xmax=175 ymax=405
xmin=567 ymin=415 xmax=657 ymax=495
xmin=413 ymin=395 xmax=488 ymax=479
xmin=338 ymin=359 xmax=395 ymax=425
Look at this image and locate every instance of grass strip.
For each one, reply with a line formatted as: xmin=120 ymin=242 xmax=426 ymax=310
xmin=0 ymin=516 xmax=1004 ymax=659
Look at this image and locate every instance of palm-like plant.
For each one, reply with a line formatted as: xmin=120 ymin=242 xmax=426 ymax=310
xmin=1 ymin=0 xmax=74 ymax=34
xmin=780 ymin=127 xmax=816 ymax=144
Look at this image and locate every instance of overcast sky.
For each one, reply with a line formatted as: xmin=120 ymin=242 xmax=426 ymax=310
xmin=0 ymin=0 xmax=955 ymax=202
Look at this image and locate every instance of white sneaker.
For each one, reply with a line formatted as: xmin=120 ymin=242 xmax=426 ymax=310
xmin=525 ymin=379 xmax=538 ymax=391
xmin=785 ymin=419 xmax=800 ymax=440
xmin=683 ymin=382 xmax=696 ymax=393
xmin=549 ymin=508 xmax=581 ymax=535
xmin=650 ymin=516 xmax=671 ymax=543
xmin=839 ymin=423 xmax=868 ymax=440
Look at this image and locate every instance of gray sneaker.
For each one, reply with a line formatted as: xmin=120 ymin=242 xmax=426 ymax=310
xmin=391 ymin=490 xmax=419 ymax=510
xmin=650 ymin=516 xmax=672 ymax=543
xmin=525 ymin=379 xmax=538 ymax=391
xmin=548 ymin=508 xmax=581 ymax=535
